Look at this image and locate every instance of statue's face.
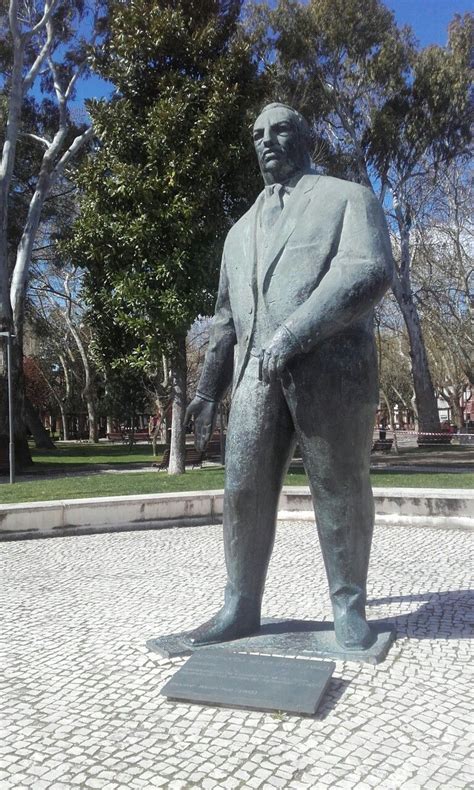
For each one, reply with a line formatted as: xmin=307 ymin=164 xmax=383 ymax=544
xmin=253 ymin=106 xmax=303 ymax=184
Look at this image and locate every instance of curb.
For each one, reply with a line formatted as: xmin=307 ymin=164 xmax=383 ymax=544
xmin=280 ymin=487 xmax=474 ymax=532
xmin=1 ymin=487 xmax=473 ymax=540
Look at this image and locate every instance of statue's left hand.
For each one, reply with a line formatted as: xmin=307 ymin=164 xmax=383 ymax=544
xmin=261 ymin=325 xmax=301 ymax=384
xmin=184 ymin=396 xmax=218 ymax=452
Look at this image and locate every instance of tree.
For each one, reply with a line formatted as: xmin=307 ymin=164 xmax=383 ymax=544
xmin=0 ymin=0 xmax=104 ymax=466
xmin=375 ymin=309 xmax=415 ymax=447
xmin=101 ymin=365 xmax=148 ymax=431
xmin=415 ymin=161 xmax=473 ymax=387
xmin=23 ymin=353 xmax=58 ymax=445
xmin=424 ymin=325 xmax=469 ymax=429
xmin=412 ymin=160 xmax=473 ymax=429
xmin=247 ymin=0 xmax=472 ymax=432
xmin=69 ymin=0 xmax=262 ymax=473
xmin=31 ymin=262 xmax=100 ymax=441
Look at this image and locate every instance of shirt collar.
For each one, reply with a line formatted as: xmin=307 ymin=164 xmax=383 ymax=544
xmin=264 ymin=171 xmax=304 ymax=197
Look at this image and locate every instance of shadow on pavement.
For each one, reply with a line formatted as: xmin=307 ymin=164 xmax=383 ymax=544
xmin=367 ymin=589 xmax=474 ymax=639
xmin=315 ymin=676 xmax=352 ymax=720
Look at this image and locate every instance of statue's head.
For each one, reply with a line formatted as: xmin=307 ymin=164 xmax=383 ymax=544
xmin=253 ymin=103 xmax=312 ymax=185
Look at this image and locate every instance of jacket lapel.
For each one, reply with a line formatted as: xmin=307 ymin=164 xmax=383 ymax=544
xmin=243 ymin=191 xmax=263 ymax=300
xmin=262 ymin=176 xmax=316 ymax=293
xmin=230 ymin=193 xmax=264 ymax=392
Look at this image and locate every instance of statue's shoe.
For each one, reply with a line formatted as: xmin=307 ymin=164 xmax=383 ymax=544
xmin=187 ymin=610 xmax=261 ymax=646
xmin=334 ymin=610 xmax=376 ymax=651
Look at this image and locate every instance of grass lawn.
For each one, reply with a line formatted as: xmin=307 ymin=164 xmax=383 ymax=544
xmin=31 ymin=441 xmax=161 ymax=468
xmin=29 ymin=440 xmax=474 ymax=468
xmin=0 ymin=466 xmax=472 ymax=505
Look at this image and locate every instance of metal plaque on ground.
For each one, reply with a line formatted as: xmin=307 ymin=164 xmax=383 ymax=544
xmin=160 ymin=648 xmax=335 ymax=715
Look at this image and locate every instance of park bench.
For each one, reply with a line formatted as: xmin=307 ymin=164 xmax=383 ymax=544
xmin=155 ymin=446 xmax=204 ymax=470
xmin=417 ymin=434 xmax=452 ymax=446
xmin=372 ymin=438 xmax=393 ymax=453
xmin=125 ymin=431 xmax=151 ymax=444
xmin=205 ymin=438 xmax=225 ymax=463
xmin=107 ymin=430 xmax=151 ymax=445
xmin=107 ymin=432 xmax=126 ymax=443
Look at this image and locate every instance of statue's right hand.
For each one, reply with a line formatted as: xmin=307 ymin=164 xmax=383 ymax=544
xmin=184 ymin=396 xmax=218 ymax=452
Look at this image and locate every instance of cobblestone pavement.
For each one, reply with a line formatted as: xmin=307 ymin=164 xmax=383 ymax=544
xmin=1 ymin=521 xmax=473 ymax=790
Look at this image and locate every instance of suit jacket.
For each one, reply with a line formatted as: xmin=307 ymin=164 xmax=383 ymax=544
xmin=198 ymin=173 xmax=393 ymax=403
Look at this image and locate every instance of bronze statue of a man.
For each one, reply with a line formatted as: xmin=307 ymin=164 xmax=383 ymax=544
xmin=185 ymin=103 xmax=393 ymax=651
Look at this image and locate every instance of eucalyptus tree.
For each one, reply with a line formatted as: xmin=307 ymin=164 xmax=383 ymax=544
xmin=24 ymin=313 xmax=72 ymax=443
xmin=376 ymin=321 xmax=415 ymax=436
xmin=410 ymin=160 xmax=473 ymax=429
xmin=31 ymin=263 xmax=100 ymax=441
xmin=247 ymin=0 xmax=472 ymax=432
xmin=0 ymin=0 xmax=105 ymax=465
xmin=415 ymin=161 xmax=473 ymax=388
xmin=69 ymin=0 xmax=262 ymax=473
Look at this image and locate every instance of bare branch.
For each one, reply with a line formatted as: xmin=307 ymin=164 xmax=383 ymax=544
xmin=47 ymin=55 xmax=67 ymax=127
xmin=23 ymin=15 xmax=55 ymax=92
xmin=8 ymin=0 xmax=20 ymax=39
xmin=54 ymin=126 xmax=94 ymax=178
xmin=21 ymin=132 xmax=51 ymax=149
xmin=27 ymin=0 xmax=58 ymax=38
xmin=65 ymin=57 xmax=89 ymax=101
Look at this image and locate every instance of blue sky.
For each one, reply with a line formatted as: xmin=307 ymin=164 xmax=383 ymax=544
xmin=387 ymin=0 xmax=472 ymax=46
xmin=75 ymin=0 xmax=472 ymax=105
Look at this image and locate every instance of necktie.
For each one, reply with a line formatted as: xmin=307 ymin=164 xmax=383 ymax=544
xmin=261 ymin=184 xmax=283 ymax=233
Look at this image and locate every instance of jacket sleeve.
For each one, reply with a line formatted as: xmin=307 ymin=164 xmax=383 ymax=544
xmin=196 ymin=254 xmax=237 ymax=402
xmin=283 ymin=187 xmax=393 ymax=352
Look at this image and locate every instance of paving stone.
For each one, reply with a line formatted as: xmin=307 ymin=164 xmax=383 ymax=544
xmin=0 ymin=521 xmax=472 ymax=790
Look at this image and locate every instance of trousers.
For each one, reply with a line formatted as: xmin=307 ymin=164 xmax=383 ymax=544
xmin=222 ymin=348 xmax=377 ymax=620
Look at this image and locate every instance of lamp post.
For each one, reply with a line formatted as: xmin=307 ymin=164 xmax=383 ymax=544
xmin=0 ymin=330 xmax=15 ymax=484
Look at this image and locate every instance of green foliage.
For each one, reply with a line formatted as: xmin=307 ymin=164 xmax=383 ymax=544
xmin=245 ymin=0 xmax=472 ymax=432
xmin=69 ymin=0 xmax=262 ymax=367
xmin=100 ymin=365 xmax=151 ymax=421
xmin=0 ymin=0 xmax=100 ymax=282
xmin=368 ymin=13 xmax=473 ymax=175
xmin=249 ymin=0 xmax=472 ymax=186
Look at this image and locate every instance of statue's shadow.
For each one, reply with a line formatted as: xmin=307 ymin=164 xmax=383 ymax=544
xmin=366 ymin=588 xmax=474 ymax=640
xmin=253 ymin=588 xmax=473 ymax=641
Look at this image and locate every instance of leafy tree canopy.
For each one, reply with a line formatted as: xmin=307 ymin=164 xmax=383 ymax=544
xmin=244 ymin=0 xmax=472 ymax=432
xmin=247 ymin=0 xmax=472 ymax=188
xmin=69 ymin=0 xmax=263 ymax=368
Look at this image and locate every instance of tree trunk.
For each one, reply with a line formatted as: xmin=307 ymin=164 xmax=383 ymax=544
xmin=410 ymin=392 xmax=418 ymax=431
xmin=85 ymin=393 xmax=98 ymax=443
xmin=0 ymin=332 xmax=32 ymax=468
xmin=168 ymin=337 xmax=187 ymax=475
xmin=451 ymin=399 xmax=463 ymax=430
xmin=63 ymin=299 xmax=98 ymax=443
xmin=381 ymin=389 xmax=398 ymax=454
xmin=151 ymin=396 xmax=169 ymax=456
xmin=391 ymin=208 xmax=441 ymax=434
xmin=444 ymin=387 xmax=464 ymax=430
xmin=0 ymin=33 xmax=24 ymax=331
xmin=392 ymin=275 xmax=440 ymax=433
xmin=59 ymin=401 xmax=68 ymax=441
xmin=58 ymin=353 xmax=71 ymax=440
xmin=151 ymin=415 xmax=165 ymax=457
xmin=24 ymin=397 xmax=56 ymax=449
xmin=29 ymin=356 xmax=68 ymax=444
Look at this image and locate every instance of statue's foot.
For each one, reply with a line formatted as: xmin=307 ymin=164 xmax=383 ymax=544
xmin=334 ymin=610 xmax=376 ymax=651
xmin=187 ymin=607 xmax=261 ymax=646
